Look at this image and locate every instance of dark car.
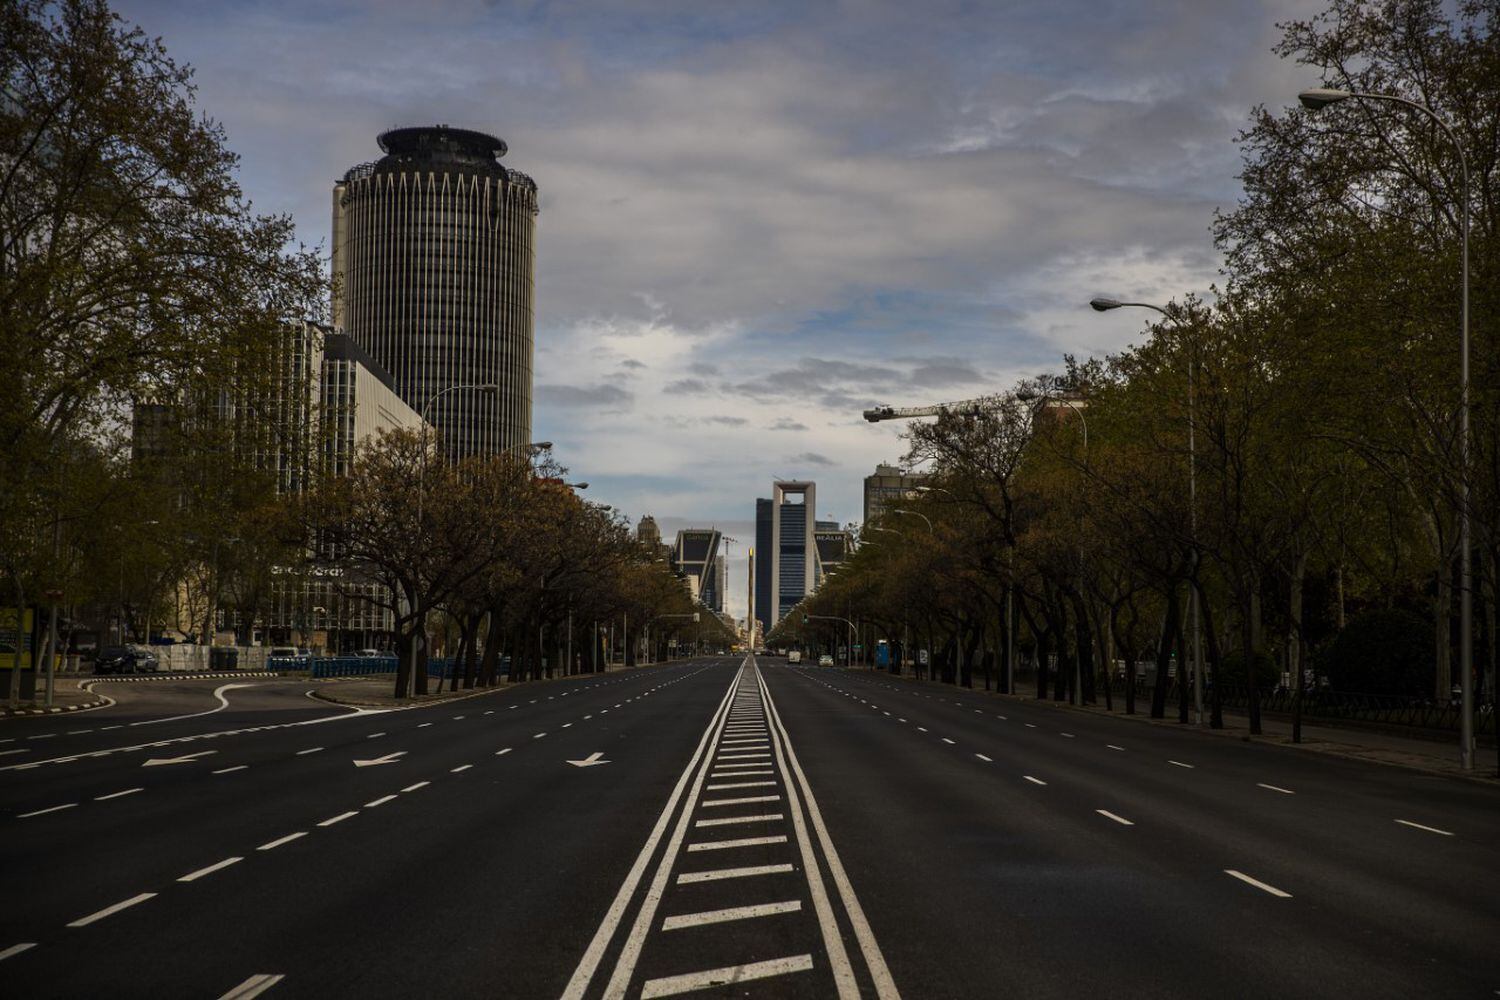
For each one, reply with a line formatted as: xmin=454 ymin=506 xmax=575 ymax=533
xmin=95 ymin=645 xmax=159 ymax=674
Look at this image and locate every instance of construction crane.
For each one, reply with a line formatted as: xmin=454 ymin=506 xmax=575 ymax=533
xmin=862 ymin=393 xmax=1008 ymax=423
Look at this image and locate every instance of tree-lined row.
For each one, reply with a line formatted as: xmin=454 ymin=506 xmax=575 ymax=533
xmin=777 ymin=0 xmax=1498 ymax=738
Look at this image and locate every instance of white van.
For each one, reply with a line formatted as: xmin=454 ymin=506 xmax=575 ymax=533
xmin=787 ymin=651 xmax=802 ymax=664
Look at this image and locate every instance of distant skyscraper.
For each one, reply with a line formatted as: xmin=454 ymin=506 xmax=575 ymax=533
xmin=863 ymin=463 xmax=928 ymax=524
xmin=753 ymin=481 xmax=817 ymax=628
xmin=332 ymin=125 xmax=539 ymax=458
xmin=672 ymin=529 xmax=724 ymax=612
xmin=637 ymin=515 xmax=662 ymax=549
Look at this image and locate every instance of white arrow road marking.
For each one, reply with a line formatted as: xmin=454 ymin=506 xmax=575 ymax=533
xmin=568 ymin=751 xmax=611 ymax=768
xmin=352 ymin=751 xmax=407 ymax=768
xmin=142 ymin=751 xmax=217 ymax=767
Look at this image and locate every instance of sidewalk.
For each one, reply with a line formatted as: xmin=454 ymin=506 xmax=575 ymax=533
xmin=854 ymin=668 xmax=1500 ymax=785
xmin=0 ymin=677 xmax=112 ymax=717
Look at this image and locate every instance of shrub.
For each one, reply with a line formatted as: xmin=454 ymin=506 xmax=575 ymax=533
xmin=1318 ymin=608 xmax=1431 ymax=697
xmin=1217 ymin=649 xmax=1279 ymax=689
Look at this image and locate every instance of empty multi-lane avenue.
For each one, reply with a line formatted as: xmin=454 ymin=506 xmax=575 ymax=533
xmin=1 ymin=657 xmax=1496 ymax=998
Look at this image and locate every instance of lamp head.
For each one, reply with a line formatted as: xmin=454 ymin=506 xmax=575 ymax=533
xmin=1089 ymin=297 xmax=1123 ymax=312
xmin=531 ymin=441 xmax=553 ymax=452
xmin=571 ymin=482 xmax=589 ymax=490
xmin=1298 ymin=88 xmax=1351 ymax=110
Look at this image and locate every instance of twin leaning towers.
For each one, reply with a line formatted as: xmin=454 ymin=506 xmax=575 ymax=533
xmin=332 ymin=125 xmax=540 ymax=458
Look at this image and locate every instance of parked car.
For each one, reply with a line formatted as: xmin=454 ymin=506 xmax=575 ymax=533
xmin=95 ymin=645 xmax=159 ymax=674
xmin=352 ymin=648 xmax=383 ymax=658
xmin=818 ymin=654 xmax=834 ymax=667
xmin=268 ymin=646 xmax=310 ymax=667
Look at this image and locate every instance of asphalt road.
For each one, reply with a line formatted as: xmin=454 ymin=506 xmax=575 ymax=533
xmin=1 ymin=655 xmax=1495 ymax=998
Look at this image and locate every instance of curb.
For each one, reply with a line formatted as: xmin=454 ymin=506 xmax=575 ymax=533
xmin=0 ymin=698 xmax=112 ymax=718
xmin=1 ymin=671 xmax=279 ymax=721
xmin=86 ymin=671 xmax=281 ymax=684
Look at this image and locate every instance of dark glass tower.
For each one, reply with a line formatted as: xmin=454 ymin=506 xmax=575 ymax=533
xmin=332 ymin=125 xmax=539 ymax=458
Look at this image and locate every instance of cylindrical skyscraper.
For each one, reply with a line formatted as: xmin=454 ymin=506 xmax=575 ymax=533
xmin=332 ymin=125 xmax=538 ymax=457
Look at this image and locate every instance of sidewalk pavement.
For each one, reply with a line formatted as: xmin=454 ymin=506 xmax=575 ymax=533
xmin=0 ymin=677 xmax=111 ymax=717
xmin=857 ymin=668 xmax=1500 ymax=785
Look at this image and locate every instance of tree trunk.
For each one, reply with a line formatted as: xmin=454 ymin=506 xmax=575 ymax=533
xmin=1150 ymin=588 xmax=1180 ymax=719
xmin=1289 ymin=551 xmax=1307 ymax=743
xmin=1176 ymin=590 xmax=1190 ymax=724
xmin=1199 ymin=590 xmax=1224 ymax=729
xmin=479 ymin=611 xmax=503 ymax=686
xmin=1434 ymin=561 xmax=1453 ymax=702
xmin=1244 ymin=569 xmax=1262 ymax=735
xmin=1069 ymin=591 xmax=1095 ymax=705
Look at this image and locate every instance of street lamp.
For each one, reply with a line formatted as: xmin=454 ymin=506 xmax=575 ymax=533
xmin=408 ymin=383 xmax=499 ymax=697
xmin=891 ymin=509 xmax=934 ymax=534
xmin=1090 ymin=296 xmax=1205 ymax=727
xmin=1298 ymin=85 xmax=1474 ymax=771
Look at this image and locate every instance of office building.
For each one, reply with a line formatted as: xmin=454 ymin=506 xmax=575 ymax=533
xmin=332 ymin=125 xmax=539 ymax=459
xmin=815 ymin=520 xmax=854 ymax=581
xmin=672 ymin=529 xmax=725 ymax=613
xmin=752 ymin=481 xmax=820 ymax=629
xmin=321 ymin=331 xmax=427 ymax=478
xmin=863 ymin=463 xmax=928 ymax=524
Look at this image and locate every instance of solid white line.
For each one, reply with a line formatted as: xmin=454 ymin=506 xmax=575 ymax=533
xmin=686 ymin=835 xmax=787 ymax=852
xmin=179 ymin=856 xmax=243 ymax=882
xmin=364 ymin=795 xmax=397 ymax=808
xmin=639 ymin=954 xmax=814 ymax=998
xmin=760 ymin=665 xmax=890 ymax=1000
xmin=1168 ymin=760 xmax=1195 ymax=769
xmin=1224 ymin=869 xmax=1291 ymax=897
xmin=95 ymin=787 xmax=141 ymax=802
xmin=975 ymin=753 xmax=993 ymax=762
xmin=706 ymin=780 xmax=777 ymax=790
xmin=694 ymin=813 xmax=783 ymax=827
xmin=1096 ymin=809 xmax=1134 ymax=826
xmin=401 ymin=782 xmax=429 ymax=792
xmin=318 ymin=811 xmax=357 ymax=827
xmin=0 ymin=943 xmax=37 ymax=962
xmin=296 ymin=747 xmax=323 ymax=756
xmin=675 ymin=863 xmax=794 ymax=883
xmin=1023 ymin=775 xmax=1047 ymax=786
xmin=257 ymin=832 xmax=306 ymax=851
xmin=218 ymin=973 xmax=285 ymax=999
xmin=661 ymin=900 xmax=801 ymax=931
xmin=213 ymin=765 xmax=249 ymax=774
xmin=561 ymin=669 xmax=741 ymax=1000
xmin=450 ymin=764 xmax=473 ymax=773
xmin=18 ymin=803 xmax=75 ymax=818
xmin=68 ymin=892 xmax=156 ymax=927
xmin=1395 ymin=819 xmax=1453 ymax=836
xmin=1257 ymin=783 xmax=1294 ymax=794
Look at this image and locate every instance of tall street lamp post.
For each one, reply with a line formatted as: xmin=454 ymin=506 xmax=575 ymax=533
xmin=408 ymin=383 xmax=499 ymax=698
xmin=1298 ymin=86 xmax=1473 ymax=771
xmin=1089 ymin=297 xmax=1205 ymax=727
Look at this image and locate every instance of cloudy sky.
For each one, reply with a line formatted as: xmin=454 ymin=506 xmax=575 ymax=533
xmin=119 ymin=0 xmax=1321 ymax=619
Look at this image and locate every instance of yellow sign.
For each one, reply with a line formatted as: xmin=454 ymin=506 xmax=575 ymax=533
xmin=0 ymin=608 xmax=35 ymax=670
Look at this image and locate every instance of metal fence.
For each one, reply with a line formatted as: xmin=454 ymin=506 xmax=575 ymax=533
xmin=1212 ymin=684 xmax=1496 ymax=737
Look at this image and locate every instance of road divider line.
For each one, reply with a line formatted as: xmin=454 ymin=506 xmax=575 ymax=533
xmin=1257 ymin=783 xmax=1294 ymax=794
xmin=18 ymin=803 xmax=76 ymax=818
xmin=401 ymin=781 xmax=429 ymax=792
xmin=1224 ymin=869 xmax=1291 ymax=897
xmin=686 ymin=835 xmax=788 ymax=852
xmin=450 ymin=764 xmax=473 ymax=773
xmin=661 ymin=900 xmax=801 ymax=931
xmin=1023 ymin=776 xmax=1047 ymax=786
xmin=1106 ymin=745 xmax=1124 ymax=751
xmin=257 ymin=832 xmax=306 ymax=851
xmin=639 ymin=954 xmax=814 ymax=998
xmin=1096 ymin=810 xmax=1134 ymax=826
xmin=213 ymin=765 xmax=249 ymax=774
xmin=675 ymin=863 xmax=794 ymax=884
xmin=694 ymin=813 xmax=783 ymax=827
xmin=179 ymin=856 xmax=243 ymax=882
xmin=318 ymin=811 xmax=358 ymax=827
xmin=364 ymin=795 xmax=397 ymax=808
xmin=68 ymin=892 xmax=156 ymax=927
xmin=1168 ymin=760 xmax=1194 ymax=769
xmin=941 ymin=738 xmax=956 ymax=745
xmin=0 ymin=943 xmax=37 ymax=962
xmin=561 ymin=667 xmax=741 ymax=1000
xmin=217 ymin=972 xmax=285 ymax=999
xmin=296 ymin=747 xmax=323 ymax=756
xmin=975 ymin=753 xmax=993 ymax=762
xmin=1395 ymin=819 xmax=1453 ymax=836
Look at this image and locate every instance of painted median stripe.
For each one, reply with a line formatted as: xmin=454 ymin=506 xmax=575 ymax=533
xmin=676 ymin=863 xmax=794 ymax=884
xmin=640 ymin=954 xmax=814 ymax=998
xmin=686 ymin=835 xmax=788 ymax=852
xmin=68 ymin=892 xmax=156 ymax=927
xmin=1395 ymin=819 xmax=1453 ymax=836
xmin=218 ymin=973 xmax=285 ymax=999
xmin=661 ymin=899 xmax=802 ymax=931
xmin=1224 ymin=869 xmax=1291 ymax=897
xmin=179 ymin=857 xmax=243 ymax=882
xmin=257 ymin=832 xmax=307 ymax=851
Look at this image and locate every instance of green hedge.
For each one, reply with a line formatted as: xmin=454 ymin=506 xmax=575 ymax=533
xmin=1318 ymin=608 xmax=1431 ymax=697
